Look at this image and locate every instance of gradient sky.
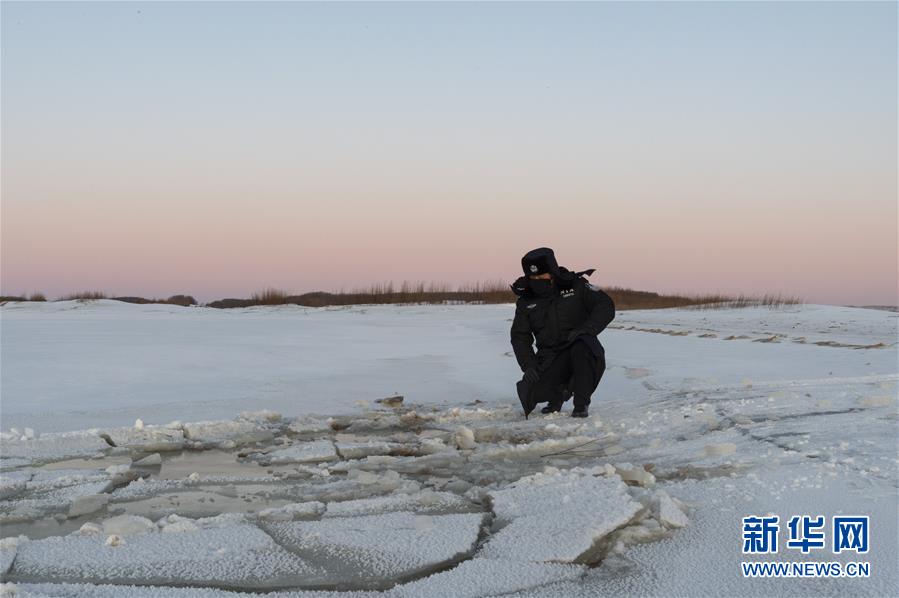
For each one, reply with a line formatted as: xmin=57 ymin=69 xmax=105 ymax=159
xmin=2 ymin=1 xmax=896 ymax=305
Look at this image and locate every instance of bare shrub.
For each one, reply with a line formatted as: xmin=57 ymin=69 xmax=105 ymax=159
xmin=250 ymin=288 xmax=290 ymax=305
xmin=166 ymin=294 xmax=197 ymax=306
xmin=58 ymin=291 xmax=107 ymax=301
xmin=204 ymin=280 xmax=801 ymax=311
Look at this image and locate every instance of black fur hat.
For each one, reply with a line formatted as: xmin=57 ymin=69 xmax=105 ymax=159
xmin=521 ymin=247 xmax=561 ymax=277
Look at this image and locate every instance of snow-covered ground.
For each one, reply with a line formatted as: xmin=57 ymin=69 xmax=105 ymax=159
xmin=0 ymin=300 xmax=896 ymax=597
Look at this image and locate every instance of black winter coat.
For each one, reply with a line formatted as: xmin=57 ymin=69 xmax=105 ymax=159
xmin=510 ymin=269 xmax=615 ymax=372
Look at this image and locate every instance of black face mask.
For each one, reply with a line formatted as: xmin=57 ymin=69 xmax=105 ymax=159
xmin=529 ymin=279 xmax=554 ymax=297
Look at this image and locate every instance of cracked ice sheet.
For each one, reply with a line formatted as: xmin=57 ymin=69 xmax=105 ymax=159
xmin=0 ymin=431 xmax=109 ymax=468
xmin=181 ymin=420 xmax=275 ymax=447
xmin=253 ymin=441 xmax=338 ymax=465
xmin=322 ymin=490 xmax=473 ymax=518
xmin=1 ymin=478 xmax=111 ymax=523
xmin=481 ymin=470 xmax=642 ymax=563
xmin=263 ymin=511 xmax=486 ymax=588
xmin=502 ymin=463 xmax=899 ymax=597
xmin=9 ymin=559 xmax=585 ymax=598
xmin=9 ymin=585 xmax=379 ymax=598
xmin=7 ymin=518 xmax=327 ymax=590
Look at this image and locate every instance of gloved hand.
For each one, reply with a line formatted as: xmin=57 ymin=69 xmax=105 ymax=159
xmin=522 ymin=367 xmax=540 ymax=384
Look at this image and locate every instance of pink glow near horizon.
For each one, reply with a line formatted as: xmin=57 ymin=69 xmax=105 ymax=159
xmin=2 ymin=2 xmax=896 ymax=306
xmin=3 ymin=177 xmax=895 ymax=305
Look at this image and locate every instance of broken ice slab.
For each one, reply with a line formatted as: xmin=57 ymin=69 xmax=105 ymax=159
xmin=100 ymin=426 xmax=185 ymax=453
xmin=480 ymin=471 xmax=643 ymax=564
xmin=132 ymin=453 xmax=163 ymax=467
xmin=9 ymin=558 xmax=586 ymax=597
xmin=334 ymin=441 xmax=405 ymax=460
xmin=258 ymin=501 xmax=326 ymax=522
xmin=182 ymin=420 xmax=275 ymax=448
xmin=0 ymin=470 xmax=32 ymax=500
xmin=1 ymin=536 xmax=19 ymax=577
xmin=0 ymin=431 xmax=110 ymax=467
xmin=286 ymin=416 xmax=334 ymax=438
xmin=652 ymin=490 xmax=690 ymax=529
xmin=322 ymin=490 xmax=474 ymax=518
xmin=262 ymin=511 xmax=487 ymax=589
xmin=375 ymin=394 xmax=404 ymax=408
xmin=613 ymin=462 xmax=656 ymax=487
xmin=469 ymin=436 xmax=599 ymax=462
xmin=264 ymin=471 xmax=411 ymax=504
xmin=393 ymin=557 xmax=586 ymax=598
xmin=329 ymin=451 xmax=466 ymax=476
xmin=250 ymin=440 xmax=338 ymax=465
xmin=1 ymin=469 xmax=113 ymax=524
xmin=7 ymin=517 xmax=330 ymax=590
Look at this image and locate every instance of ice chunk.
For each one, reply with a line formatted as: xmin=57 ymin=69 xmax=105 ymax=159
xmin=263 ymin=511 xmax=485 ymax=587
xmin=613 ymin=463 xmax=656 ymax=487
xmin=346 ymin=469 xmax=402 ymax=486
xmin=258 ymin=501 xmax=326 ymax=521
xmin=105 ymin=464 xmax=129 ymax=476
xmin=323 ymin=490 xmax=472 ymax=518
xmin=102 ymin=515 xmax=156 ymax=536
xmin=1 ymin=537 xmax=22 ymax=577
xmin=0 ymin=472 xmax=30 ymax=501
xmin=78 ymin=522 xmax=103 ymax=536
xmin=653 ymin=490 xmax=689 ymax=529
xmin=331 ymin=452 xmax=465 ymax=476
xmin=335 ymin=441 xmax=400 ymax=460
xmin=0 ymin=430 xmax=109 ymax=465
xmin=67 ymin=494 xmax=109 ymax=518
xmin=102 ymin=426 xmax=184 ymax=452
xmin=238 ymin=410 xmax=282 ymax=423
xmin=182 ymin=420 xmax=274 ymax=447
xmin=481 ymin=471 xmax=642 ymax=563
xmin=471 ymin=436 xmax=596 ymax=461
xmin=155 ymin=514 xmax=202 ymax=534
xmin=253 ymin=441 xmax=337 ymax=465
xmin=453 ymin=426 xmax=477 ymax=450
xmin=375 ymin=395 xmax=404 ymax=408
xmin=2 ymin=479 xmax=110 ymax=524
xmin=9 ymin=519 xmax=324 ymax=589
xmin=703 ymin=442 xmax=737 ymax=457
xmin=394 ymin=557 xmax=586 ymax=598
xmin=287 ymin=416 xmax=333 ymax=437
xmin=132 ymin=453 xmax=162 ymax=467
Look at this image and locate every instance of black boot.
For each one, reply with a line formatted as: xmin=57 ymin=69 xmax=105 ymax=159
xmin=571 ymin=406 xmax=589 ymax=418
xmin=540 ymin=402 xmax=562 ymax=414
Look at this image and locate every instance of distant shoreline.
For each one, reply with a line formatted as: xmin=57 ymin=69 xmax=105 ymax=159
xmin=0 ymin=285 xmax=803 ymax=312
xmin=849 ymin=305 xmax=899 ymax=312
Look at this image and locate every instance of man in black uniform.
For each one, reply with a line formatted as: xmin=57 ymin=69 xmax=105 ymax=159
xmin=510 ymin=247 xmax=615 ymax=418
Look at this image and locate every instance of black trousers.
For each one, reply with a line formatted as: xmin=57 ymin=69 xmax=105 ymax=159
xmin=532 ymin=340 xmax=606 ymax=409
